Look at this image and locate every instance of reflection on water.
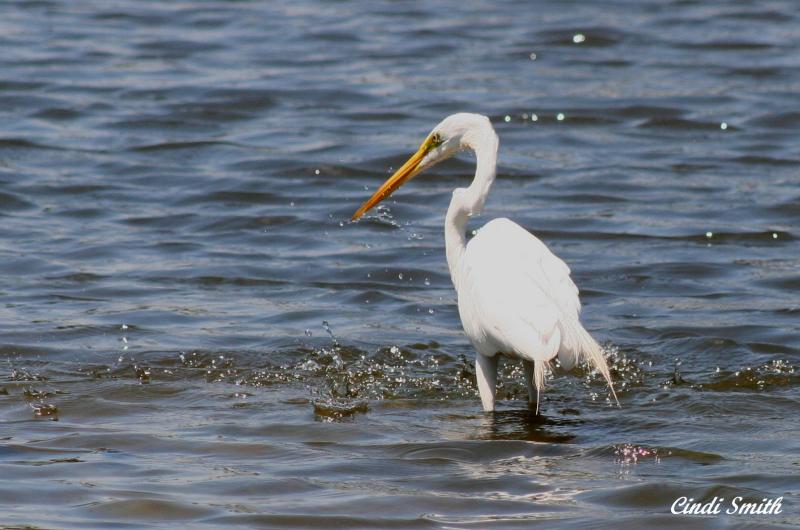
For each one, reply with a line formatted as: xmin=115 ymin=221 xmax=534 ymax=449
xmin=474 ymin=410 xmax=578 ymax=444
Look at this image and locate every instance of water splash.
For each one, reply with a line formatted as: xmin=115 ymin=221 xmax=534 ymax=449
xmin=321 ymin=320 xmax=338 ymax=345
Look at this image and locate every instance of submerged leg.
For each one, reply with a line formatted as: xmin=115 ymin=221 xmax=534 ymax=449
xmin=523 ymin=359 xmax=536 ymax=406
xmin=475 ymin=354 xmax=499 ymax=412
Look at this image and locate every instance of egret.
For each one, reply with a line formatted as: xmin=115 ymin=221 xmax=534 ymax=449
xmin=352 ymin=113 xmax=617 ymax=412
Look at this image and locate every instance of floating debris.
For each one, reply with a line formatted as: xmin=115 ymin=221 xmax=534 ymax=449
xmin=31 ymin=402 xmax=58 ymax=418
xmin=135 ymin=365 xmax=151 ymax=383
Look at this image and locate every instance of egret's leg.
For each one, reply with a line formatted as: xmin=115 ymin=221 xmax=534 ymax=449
xmin=475 ymin=354 xmax=499 ymax=412
xmin=523 ymin=359 xmax=536 ymax=405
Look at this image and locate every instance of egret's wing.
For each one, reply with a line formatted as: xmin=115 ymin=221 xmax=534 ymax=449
xmin=458 ymin=218 xmax=614 ymax=395
xmin=459 ymin=234 xmax=562 ymax=362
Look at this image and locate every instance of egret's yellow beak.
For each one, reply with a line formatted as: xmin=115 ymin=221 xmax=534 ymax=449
xmin=351 ymin=136 xmax=435 ymax=221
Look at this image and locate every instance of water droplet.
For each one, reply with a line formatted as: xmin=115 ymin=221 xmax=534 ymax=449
xmin=720 ymin=122 xmax=728 ymax=130
xmin=314 ymin=169 xmax=320 ymax=175
xmin=706 ymin=231 xmax=713 ymax=238
xmin=424 ymin=278 xmax=430 ymax=286
xmin=290 ymin=201 xmax=295 ymax=207
xmin=504 ymin=115 xmax=511 ymax=122
xmin=573 ymin=33 xmax=586 ymax=44
xmin=322 ymin=320 xmax=337 ymax=344
xmin=772 ymin=232 xmax=778 ymax=239
xmin=398 ymin=272 xmax=404 ymax=280
xmin=428 ymin=308 xmax=434 ymax=314
xmin=531 ymin=113 xmax=538 ymax=122
xmin=557 ymin=113 xmax=565 ymax=121
xmin=529 ymin=52 xmax=537 ymax=60
xmin=521 ymin=113 xmax=528 ymax=119
xmin=304 ymin=329 xmax=313 ymax=337
xmin=121 ymin=324 xmax=128 ymax=330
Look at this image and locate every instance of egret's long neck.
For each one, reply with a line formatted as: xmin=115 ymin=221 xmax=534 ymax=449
xmin=445 ymin=131 xmax=498 ymax=288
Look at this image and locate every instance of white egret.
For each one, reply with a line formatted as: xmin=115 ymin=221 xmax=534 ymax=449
xmin=352 ymin=113 xmax=617 ymax=412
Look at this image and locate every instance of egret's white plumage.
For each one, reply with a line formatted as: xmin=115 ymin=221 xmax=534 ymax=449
xmin=352 ymin=113 xmax=616 ymax=412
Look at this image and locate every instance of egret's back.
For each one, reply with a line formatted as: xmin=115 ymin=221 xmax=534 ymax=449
xmin=455 ymin=218 xmax=614 ymax=393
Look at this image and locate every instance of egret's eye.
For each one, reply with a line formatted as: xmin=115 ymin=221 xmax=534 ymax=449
xmin=429 ymin=132 xmax=444 ymax=149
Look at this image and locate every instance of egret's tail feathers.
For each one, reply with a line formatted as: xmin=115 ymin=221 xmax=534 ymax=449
xmin=573 ymin=324 xmax=619 ymax=407
xmin=557 ymin=342 xmax=578 ymax=371
xmin=532 ymin=359 xmax=547 ymax=393
xmin=557 ymin=321 xmax=581 ymax=370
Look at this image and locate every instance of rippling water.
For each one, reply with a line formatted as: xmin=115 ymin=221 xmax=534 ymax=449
xmin=1 ymin=1 xmax=799 ymax=528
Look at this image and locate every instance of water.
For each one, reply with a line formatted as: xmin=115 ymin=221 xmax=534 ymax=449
xmin=1 ymin=1 xmax=798 ymax=528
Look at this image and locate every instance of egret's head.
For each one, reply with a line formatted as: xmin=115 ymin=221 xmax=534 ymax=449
xmin=351 ymin=113 xmax=491 ymax=221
